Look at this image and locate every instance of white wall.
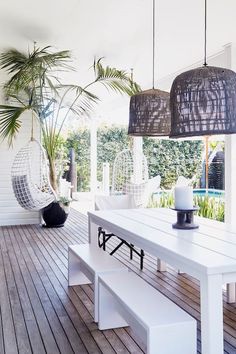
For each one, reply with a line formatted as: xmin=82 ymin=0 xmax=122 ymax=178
xmin=0 ymin=115 xmax=41 ymax=226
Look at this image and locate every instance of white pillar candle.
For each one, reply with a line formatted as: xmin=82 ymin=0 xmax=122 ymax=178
xmin=174 ymin=186 xmax=193 ymax=210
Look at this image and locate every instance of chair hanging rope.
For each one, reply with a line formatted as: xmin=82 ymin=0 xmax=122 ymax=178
xmin=11 ymin=139 xmax=56 ymax=211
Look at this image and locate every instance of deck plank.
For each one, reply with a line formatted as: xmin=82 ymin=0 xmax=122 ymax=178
xmin=0 ymin=305 xmax=5 ymax=354
xmin=12 ymin=226 xmax=76 ymax=354
xmin=5 ymin=226 xmax=60 ymax=354
xmin=0 ymin=228 xmax=47 ymax=354
xmin=1 ymin=241 xmax=32 ymax=354
xmin=0 ymin=247 xmax=18 ymax=354
xmin=1 ymin=208 xmax=236 ymax=353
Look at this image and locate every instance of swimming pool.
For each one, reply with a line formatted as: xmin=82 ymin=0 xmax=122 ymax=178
xmin=193 ymin=189 xmax=224 ymax=198
xmin=154 ymin=188 xmax=225 ymax=199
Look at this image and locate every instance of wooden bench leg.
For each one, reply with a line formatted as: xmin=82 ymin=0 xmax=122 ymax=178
xmin=68 ymin=249 xmax=91 ymax=286
xmin=98 ymin=281 xmax=128 ymax=330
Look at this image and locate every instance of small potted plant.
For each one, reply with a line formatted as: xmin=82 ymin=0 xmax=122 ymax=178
xmin=42 ymin=196 xmax=72 ymax=228
xmin=59 ymin=196 xmax=72 ymax=214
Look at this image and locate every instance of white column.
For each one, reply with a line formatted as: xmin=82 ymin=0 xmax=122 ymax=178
xmin=132 ymin=137 xmax=143 ymax=183
xmin=225 ymin=135 xmax=236 ymax=224
xmin=90 ymin=121 xmax=97 ymax=194
xmin=225 ymin=110 xmax=236 ymax=303
xmin=224 ymin=43 xmax=236 ymax=302
xmin=102 ymin=162 xmax=110 ymax=195
xmin=225 ymin=43 xmax=236 ymax=224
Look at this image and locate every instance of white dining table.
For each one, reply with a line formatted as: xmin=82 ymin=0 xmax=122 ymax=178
xmin=88 ymin=207 xmax=236 ymax=354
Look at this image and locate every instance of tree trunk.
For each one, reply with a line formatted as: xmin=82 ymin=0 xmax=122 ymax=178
xmin=48 ymin=157 xmax=58 ymax=194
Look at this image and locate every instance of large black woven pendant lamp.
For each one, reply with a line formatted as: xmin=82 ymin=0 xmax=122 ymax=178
xmin=128 ymin=0 xmax=171 ymax=136
xmin=169 ymin=0 xmax=236 ymax=138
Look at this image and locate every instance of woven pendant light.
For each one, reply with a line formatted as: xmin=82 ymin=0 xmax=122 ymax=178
xmin=128 ymin=0 xmax=170 ymax=137
xmin=169 ymin=0 xmax=236 ymax=138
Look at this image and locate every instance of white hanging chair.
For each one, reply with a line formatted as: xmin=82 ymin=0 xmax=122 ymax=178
xmin=111 ymin=149 xmax=149 ymax=207
xmin=11 ymin=139 xmax=56 ymax=211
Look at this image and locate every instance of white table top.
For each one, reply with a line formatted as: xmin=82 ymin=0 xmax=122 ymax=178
xmin=88 ymin=208 xmax=236 ymax=277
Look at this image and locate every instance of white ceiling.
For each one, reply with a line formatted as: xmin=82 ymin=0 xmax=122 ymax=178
xmin=1 ymin=0 xmax=236 ymax=124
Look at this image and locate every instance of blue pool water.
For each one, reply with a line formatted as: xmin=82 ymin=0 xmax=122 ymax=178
xmin=154 ymin=188 xmax=224 ymax=199
xmin=193 ymin=189 xmax=224 ymax=198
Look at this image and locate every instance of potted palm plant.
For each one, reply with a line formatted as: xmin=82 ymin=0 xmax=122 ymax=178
xmin=0 ymin=44 xmax=140 ymax=226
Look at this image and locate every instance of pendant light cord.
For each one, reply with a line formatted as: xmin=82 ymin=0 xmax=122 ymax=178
xmin=152 ymin=0 xmax=156 ymax=89
xmin=203 ymin=0 xmax=207 ymax=66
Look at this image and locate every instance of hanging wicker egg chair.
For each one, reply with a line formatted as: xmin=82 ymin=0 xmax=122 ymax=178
xmin=111 ymin=149 xmax=149 ymax=207
xmin=11 ymin=139 xmax=56 ymax=211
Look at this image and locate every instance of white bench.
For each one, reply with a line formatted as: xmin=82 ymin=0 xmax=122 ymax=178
xmin=68 ymin=243 xmax=127 ymax=322
xmin=98 ymin=272 xmax=196 ymax=354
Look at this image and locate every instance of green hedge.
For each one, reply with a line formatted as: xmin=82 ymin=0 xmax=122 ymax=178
xmin=65 ymin=125 xmax=203 ymax=191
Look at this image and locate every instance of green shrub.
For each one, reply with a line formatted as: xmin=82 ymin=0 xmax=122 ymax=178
xmin=144 ymin=139 xmax=203 ymax=189
xmin=66 ymin=125 xmax=203 ymax=192
xmin=195 ymin=195 xmax=224 ymax=222
xmin=149 ymin=192 xmax=225 ymax=222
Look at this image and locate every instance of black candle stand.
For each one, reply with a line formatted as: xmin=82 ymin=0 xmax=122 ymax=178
xmin=171 ymin=207 xmax=199 ymax=230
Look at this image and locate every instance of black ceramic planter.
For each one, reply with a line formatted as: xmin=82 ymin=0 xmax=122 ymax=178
xmin=42 ymin=202 xmax=68 ymax=228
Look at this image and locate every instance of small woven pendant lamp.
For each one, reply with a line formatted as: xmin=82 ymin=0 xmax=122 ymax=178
xmin=169 ymin=0 xmax=236 ymax=138
xmin=128 ymin=0 xmax=171 ymax=137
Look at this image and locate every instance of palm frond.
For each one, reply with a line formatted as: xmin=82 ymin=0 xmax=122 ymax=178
xmin=70 ymin=96 xmax=97 ymax=117
xmin=38 ymin=48 xmax=73 ymax=70
xmin=93 ymin=58 xmax=141 ymax=96
xmin=45 ymin=77 xmax=60 ymax=96
xmin=0 ymin=46 xmax=72 ymax=96
xmin=0 ymin=46 xmax=142 ymax=151
xmin=63 ymin=87 xmax=99 ymax=117
xmin=56 ymin=84 xmax=99 ymax=116
xmin=0 ymin=49 xmax=28 ymax=73
xmin=0 ymin=105 xmax=28 ymax=145
xmin=62 ymin=84 xmax=99 ymax=101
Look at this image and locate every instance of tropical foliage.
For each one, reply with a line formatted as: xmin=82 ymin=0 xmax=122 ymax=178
xmin=65 ymin=125 xmax=203 ymax=191
xmin=65 ymin=128 xmax=91 ymax=191
xmin=65 ymin=125 xmax=132 ymax=191
xmin=143 ymin=138 xmax=203 ymax=188
xmin=196 ymin=195 xmax=224 ymax=221
xmin=0 ymin=45 xmax=140 ymax=192
xmin=150 ymin=192 xmax=225 ymax=222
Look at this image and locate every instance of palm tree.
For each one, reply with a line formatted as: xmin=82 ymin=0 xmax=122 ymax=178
xmin=0 ymin=45 xmax=140 ymax=192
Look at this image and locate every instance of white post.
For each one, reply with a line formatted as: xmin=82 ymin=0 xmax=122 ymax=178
xmin=224 ymin=43 xmax=236 ymax=302
xmin=90 ymin=121 xmax=97 ymax=194
xmin=225 ymin=43 xmax=236 ymax=224
xmin=132 ymin=137 xmax=143 ymax=183
xmin=102 ymin=162 xmax=110 ymax=195
xmin=225 ymin=136 xmax=236 ymax=224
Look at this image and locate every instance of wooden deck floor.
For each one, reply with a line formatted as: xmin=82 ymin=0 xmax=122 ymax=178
xmin=0 ymin=208 xmax=236 ymax=354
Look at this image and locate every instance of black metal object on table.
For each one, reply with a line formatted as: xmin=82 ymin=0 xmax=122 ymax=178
xmin=171 ymin=207 xmax=199 ymax=230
